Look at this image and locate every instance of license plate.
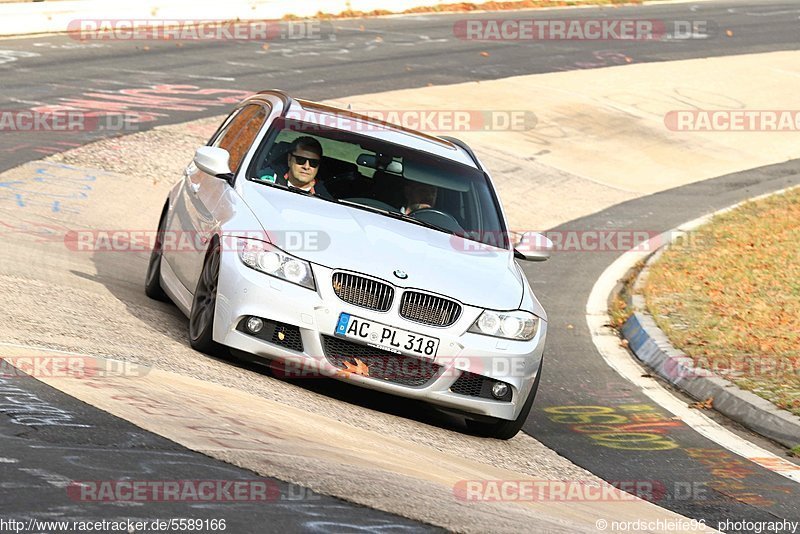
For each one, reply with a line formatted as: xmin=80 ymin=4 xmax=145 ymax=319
xmin=335 ymin=313 xmax=439 ymax=360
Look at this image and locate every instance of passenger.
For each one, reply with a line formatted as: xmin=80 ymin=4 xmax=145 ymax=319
xmin=401 ymin=180 xmax=438 ymax=214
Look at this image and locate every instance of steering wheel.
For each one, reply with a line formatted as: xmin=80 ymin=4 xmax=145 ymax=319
xmin=409 ymin=208 xmax=464 ymax=233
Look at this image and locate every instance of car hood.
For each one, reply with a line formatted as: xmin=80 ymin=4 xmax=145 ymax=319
xmin=240 ymin=185 xmax=525 ymax=310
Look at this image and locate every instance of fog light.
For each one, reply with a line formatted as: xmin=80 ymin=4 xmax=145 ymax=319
xmin=491 ymin=382 xmax=509 ymax=399
xmin=246 ymin=316 xmax=264 ymax=333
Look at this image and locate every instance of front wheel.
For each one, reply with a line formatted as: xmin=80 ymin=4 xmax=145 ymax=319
xmin=144 ymin=208 xmax=168 ymax=301
xmin=465 ymin=359 xmax=543 ymax=440
xmin=188 ymin=240 xmax=226 ymax=355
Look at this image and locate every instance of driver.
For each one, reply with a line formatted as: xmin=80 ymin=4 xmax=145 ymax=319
xmin=257 ymin=136 xmax=330 ymax=197
xmin=401 ymin=180 xmax=438 ymax=215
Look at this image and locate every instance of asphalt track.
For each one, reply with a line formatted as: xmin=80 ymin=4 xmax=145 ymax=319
xmin=2 ymin=0 xmax=800 ymax=531
xmin=0 ymin=371 xmax=434 ymax=532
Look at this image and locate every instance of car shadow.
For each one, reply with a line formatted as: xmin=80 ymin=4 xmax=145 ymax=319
xmin=230 ymin=348 xmax=470 ymax=434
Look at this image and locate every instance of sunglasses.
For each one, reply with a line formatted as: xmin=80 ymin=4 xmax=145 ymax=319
xmin=291 ymin=153 xmax=320 ymax=168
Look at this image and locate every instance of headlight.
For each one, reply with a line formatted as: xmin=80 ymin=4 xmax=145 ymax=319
xmin=469 ymin=310 xmax=539 ymax=341
xmin=237 ymin=238 xmax=315 ymax=290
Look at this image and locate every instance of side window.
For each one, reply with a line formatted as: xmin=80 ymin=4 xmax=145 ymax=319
xmin=213 ymin=104 xmax=269 ymax=173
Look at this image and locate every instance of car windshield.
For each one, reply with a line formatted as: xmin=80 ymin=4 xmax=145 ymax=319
xmin=246 ymin=117 xmax=508 ymax=249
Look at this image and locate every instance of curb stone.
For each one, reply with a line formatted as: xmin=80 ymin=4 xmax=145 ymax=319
xmin=620 ymin=234 xmax=800 ymax=450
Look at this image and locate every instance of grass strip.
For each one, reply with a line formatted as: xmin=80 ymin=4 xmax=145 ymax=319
xmin=642 ymin=188 xmax=800 ymax=417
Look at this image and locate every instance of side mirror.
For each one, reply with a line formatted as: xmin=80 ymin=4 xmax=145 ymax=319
xmin=514 ymin=232 xmax=552 ymax=262
xmin=194 ymin=146 xmax=233 ymax=180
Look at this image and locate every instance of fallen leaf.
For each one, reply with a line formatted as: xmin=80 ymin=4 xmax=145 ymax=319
xmin=690 ymin=397 xmax=714 ymax=410
xmin=341 ymin=358 xmax=370 ymax=376
xmin=726 ymin=30 xmax=733 ymax=37
xmin=480 ymin=51 xmax=490 ymax=57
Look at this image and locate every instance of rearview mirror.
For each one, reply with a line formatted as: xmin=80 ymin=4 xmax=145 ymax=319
xmin=514 ymin=232 xmax=552 ymax=262
xmin=357 ymin=153 xmax=403 ymax=174
xmin=194 ymin=146 xmax=233 ymax=179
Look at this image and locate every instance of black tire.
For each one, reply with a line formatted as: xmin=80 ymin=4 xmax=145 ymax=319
xmin=188 ymin=240 xmax=226 ymax=355
xmin=465 ymin=359 xmax=543 ymax=440
xmin=145 ymin=207 xmax=169 ymax=301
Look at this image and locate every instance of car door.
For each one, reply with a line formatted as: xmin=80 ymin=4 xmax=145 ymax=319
xmin=165 ymin=103 xmax=269 ymax=292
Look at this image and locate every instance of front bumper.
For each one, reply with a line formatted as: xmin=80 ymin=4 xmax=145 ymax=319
xmin=214 ymin=253 xmax=546 ymax=421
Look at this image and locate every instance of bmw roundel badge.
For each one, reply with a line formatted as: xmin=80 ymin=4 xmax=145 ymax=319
xmin=393 ymin=269 xmax=408 ymax=280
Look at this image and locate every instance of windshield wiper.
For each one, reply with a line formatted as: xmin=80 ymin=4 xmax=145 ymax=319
xmin=337 ymin=200 xmax=457 ymax=236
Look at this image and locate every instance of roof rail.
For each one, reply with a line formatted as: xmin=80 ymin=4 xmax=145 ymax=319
xmin=253 ymin=89 xmax=293 ymax=111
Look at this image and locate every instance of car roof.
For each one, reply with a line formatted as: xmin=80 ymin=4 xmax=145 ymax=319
xmin=246 ymin=91 xmax=480 ymax=169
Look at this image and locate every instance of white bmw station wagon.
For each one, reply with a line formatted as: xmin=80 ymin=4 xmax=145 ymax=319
xmin=146 ymin=90 xmax=551 ymax=439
